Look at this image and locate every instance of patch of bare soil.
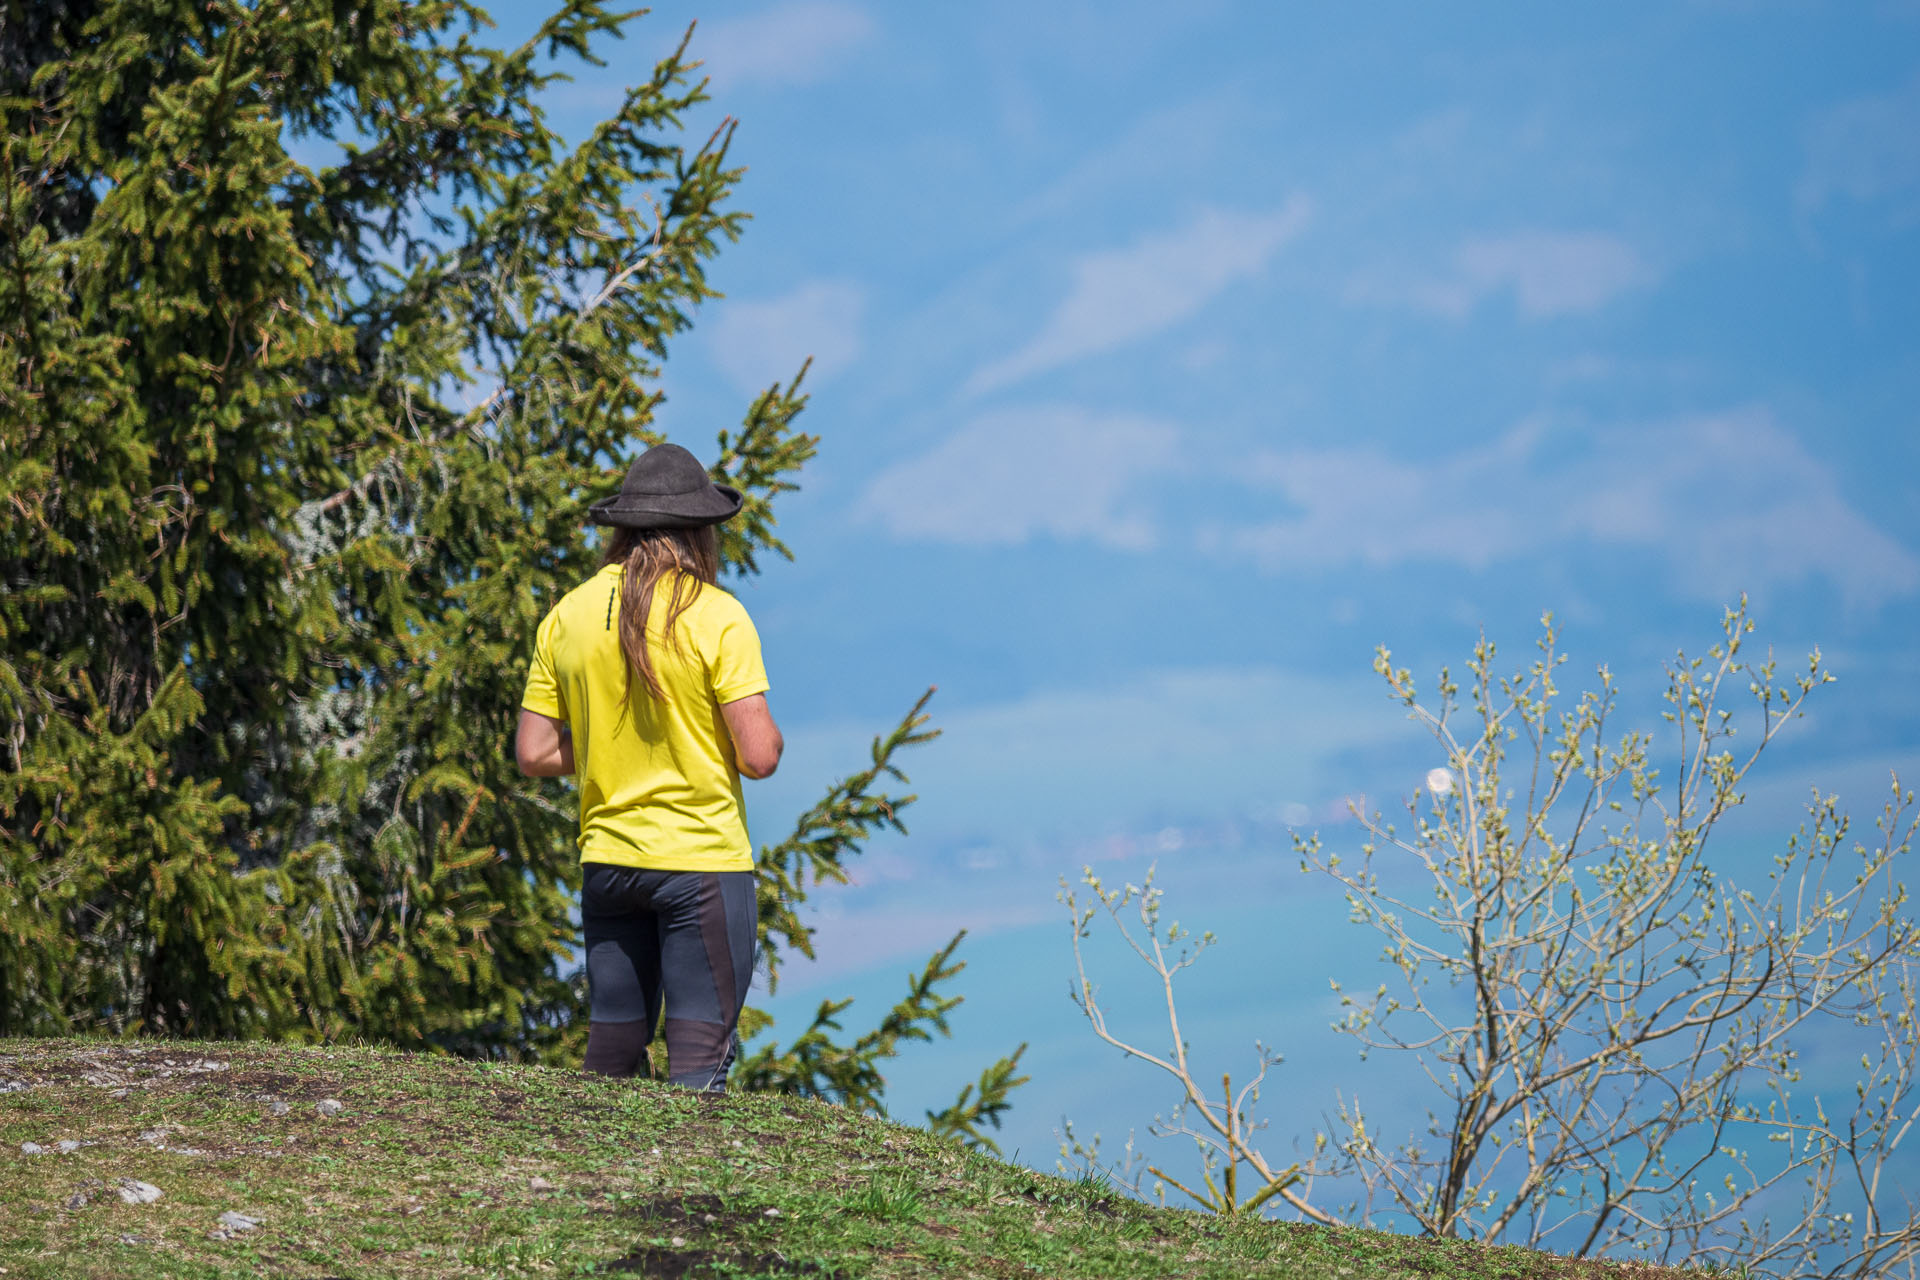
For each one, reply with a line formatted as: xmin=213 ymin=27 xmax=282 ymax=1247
xmin=624 ymin=1192 xmax=735 ymax=1226
xmin=600 ymin=1242 xmax=825 ymax=1278
xmin=596 ymin=1193 xmax=826 ymax=1277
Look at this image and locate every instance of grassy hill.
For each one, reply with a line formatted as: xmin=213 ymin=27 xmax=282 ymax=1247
xmin=0 ymin=1038 xmax=1700 ymax=1279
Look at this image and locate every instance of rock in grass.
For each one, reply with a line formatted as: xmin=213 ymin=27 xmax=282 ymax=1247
xmin=116 ymin=1179 xmax=162 ymax=1205
xmin=216 ymin=1210 xmax=260 ymax=1232
xmin=270 ymin=1100 xmax=291 ymax=1117
xmin=315 ymin=1099 xmax=343 ymax=1116
xmin=55 ymin=1140 xmax=80 ymax=1153
xmin=19 ymin=1141 xmax=44 ymax=1154
xmin=64 ymin=1191 xmax=89 ymax=1210
xmin=528 ymin=1176 xmax=554 ymax=1192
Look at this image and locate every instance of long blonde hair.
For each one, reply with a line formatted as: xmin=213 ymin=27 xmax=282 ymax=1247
xmin=602 ymin=524 xmax=720 ymax=703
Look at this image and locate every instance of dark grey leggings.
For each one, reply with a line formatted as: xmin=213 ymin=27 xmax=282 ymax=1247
xmin=580 ymin=863 xmax=757 ymax=1091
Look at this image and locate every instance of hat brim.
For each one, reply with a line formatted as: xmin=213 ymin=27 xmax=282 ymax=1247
xmin=588 ymin=482 xmax=744 ymax=529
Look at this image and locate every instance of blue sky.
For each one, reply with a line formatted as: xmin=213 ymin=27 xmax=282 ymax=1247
xmin=503 ymin=0 xmax=1920 ymax=1212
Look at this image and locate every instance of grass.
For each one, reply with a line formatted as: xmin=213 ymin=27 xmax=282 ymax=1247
xmin=0 ymin=1037 xmax=1705 ymax=1279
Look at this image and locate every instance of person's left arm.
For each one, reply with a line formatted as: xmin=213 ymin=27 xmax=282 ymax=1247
xmin=707 ymin=594 xmax=774 ymax=777
xmin=515 ymin=709 xmax=573 ymax=777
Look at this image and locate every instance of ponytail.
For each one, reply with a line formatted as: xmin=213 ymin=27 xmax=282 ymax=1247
xmin=602 ymin=525 xmax=720 ymax=704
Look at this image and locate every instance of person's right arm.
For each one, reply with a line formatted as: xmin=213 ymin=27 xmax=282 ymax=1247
xmin=722 ymin=693 xmax=783 ymax=779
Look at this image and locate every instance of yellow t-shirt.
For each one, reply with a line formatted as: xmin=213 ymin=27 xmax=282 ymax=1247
xmin=520 ymin=563 xmax=769 ymax=871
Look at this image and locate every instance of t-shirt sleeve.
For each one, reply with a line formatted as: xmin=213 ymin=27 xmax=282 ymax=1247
xmin=708 ymin=595 xmax=770 ymax=705
xmin=521 ymin=608 xmax=566 ymax=719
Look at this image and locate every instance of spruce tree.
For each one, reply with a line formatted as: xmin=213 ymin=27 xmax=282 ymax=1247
xmin=0 ymin=1 xmax=1022 ymax=1142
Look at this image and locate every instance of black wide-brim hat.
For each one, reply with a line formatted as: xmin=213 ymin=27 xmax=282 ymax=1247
xmin=589 ymin=443 xmax=743 ymax=529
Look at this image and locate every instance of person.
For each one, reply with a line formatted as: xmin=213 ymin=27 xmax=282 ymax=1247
xmin=515 ymin=442 xmax=783 ymax=1091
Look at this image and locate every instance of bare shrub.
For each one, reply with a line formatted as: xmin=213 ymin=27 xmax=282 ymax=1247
xmin=1063 ymin=604 xmax=1920 ymax=1277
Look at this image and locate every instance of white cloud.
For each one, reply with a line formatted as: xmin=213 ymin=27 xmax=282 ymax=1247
xmin=749 ymin=665 xmax=1406 ymax=868
xmin=860 ymin=406 xmax=1179 ymax=550
xmin=1457 ymin=232 xmax=1656 ymax=317
xmin=696 ymin=2 xmax=875 ymax=91
xmin=914 ymin=667 xmax=1404 ymax=835
xmin=1797 ymin=71 xmax=1920 ymax=223
xmin=967 ymin=201 xmax=1313 ymax=394
xmin=1218 ymin=410 xmax=1920 ymax=608
xmin=706 ymin=279 xmax=865 ymax=395
xmin=1349 ymin=230 xmax=1656 ymax=319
